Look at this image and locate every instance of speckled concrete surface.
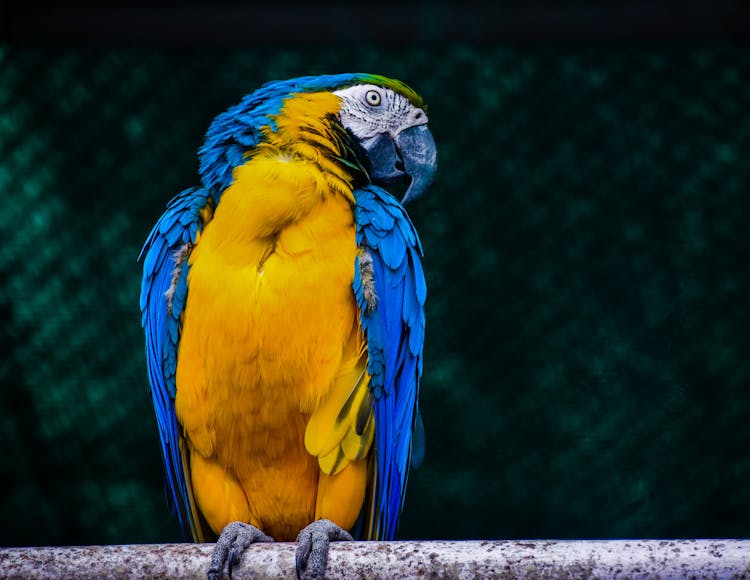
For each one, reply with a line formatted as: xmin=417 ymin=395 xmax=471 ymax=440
xmin=1 ymin=539 xmax=749 ymax=579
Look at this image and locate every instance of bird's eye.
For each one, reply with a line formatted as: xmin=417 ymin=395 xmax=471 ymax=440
xmin=365 ymin=90 xmax=382 ymax=107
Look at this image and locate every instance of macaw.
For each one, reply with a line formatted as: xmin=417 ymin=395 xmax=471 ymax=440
xmin=139 ymin=73 xmax=435 ymax=579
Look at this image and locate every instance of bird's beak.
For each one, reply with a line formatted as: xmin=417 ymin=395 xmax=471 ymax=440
xmin=362 ymin=124 xmax=437 ymax=204
xmin=395 ymin=125 xmax=437 ymax=204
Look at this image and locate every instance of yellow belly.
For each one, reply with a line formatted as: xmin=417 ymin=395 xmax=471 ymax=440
xmin=175 ymin=155 xmax=363 ymax=540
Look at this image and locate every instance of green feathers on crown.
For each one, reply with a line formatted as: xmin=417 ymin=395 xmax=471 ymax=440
xmin=360 ymin=74 xmax=426 ymax=109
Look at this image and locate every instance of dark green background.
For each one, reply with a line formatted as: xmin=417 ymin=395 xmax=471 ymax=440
xmin=1 ymin=35 xmax=749 ymax=546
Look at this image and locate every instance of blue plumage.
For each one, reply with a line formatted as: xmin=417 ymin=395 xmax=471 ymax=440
xmin=139 ymin=186 xmax=211 ymax=539
xmin=353 ymin=185 xmax=426 ymax=540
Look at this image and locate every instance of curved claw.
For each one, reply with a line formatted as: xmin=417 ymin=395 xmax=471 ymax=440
xmin=295 ymin=519 xmax=353 ymax=580
xmin=207 ymin=521 xmax=273 ymax=580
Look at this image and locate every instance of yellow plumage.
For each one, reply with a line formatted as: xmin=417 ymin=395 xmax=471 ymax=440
xmin=174 ymin=93 xmax=372 ymax=541
xmin=305 ymin=339 xmax=374 ymax=474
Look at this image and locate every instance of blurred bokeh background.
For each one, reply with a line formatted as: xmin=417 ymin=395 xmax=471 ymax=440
xmin=1 ymin=1 xmax=749 ymax=547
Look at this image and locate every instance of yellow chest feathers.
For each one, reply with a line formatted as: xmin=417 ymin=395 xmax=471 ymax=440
xmin=175 ymin=93 xmax=360 ymax=461
xmin=171 ymin=91 xmax=374 ymax=541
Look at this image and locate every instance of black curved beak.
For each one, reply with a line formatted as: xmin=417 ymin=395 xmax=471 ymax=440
xmin=362 ymin=124 xmax=437 ymax=204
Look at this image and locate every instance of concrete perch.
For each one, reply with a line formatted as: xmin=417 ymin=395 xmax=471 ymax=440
xmin=1 ymin=539 xmax=749 ymax=579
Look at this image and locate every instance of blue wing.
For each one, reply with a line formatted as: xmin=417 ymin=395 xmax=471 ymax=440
xmin=353 ymin=185 xmax=427 ymax=541
xmin=139 ymin=186 xmax=212 ymax=541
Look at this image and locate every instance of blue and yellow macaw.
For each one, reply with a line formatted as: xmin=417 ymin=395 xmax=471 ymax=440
xmin=139 ymin=73 xmax=435 ymax=579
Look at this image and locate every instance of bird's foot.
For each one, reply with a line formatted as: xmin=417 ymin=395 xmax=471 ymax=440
xmin=295 ymin=519 xmax=353 ymax=580
xmin=207 ymin=521 xmax=274 ymax=580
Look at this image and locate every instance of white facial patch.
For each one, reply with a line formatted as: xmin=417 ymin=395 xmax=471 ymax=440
xmin=334 ymin=84 xmax=427 ymax=144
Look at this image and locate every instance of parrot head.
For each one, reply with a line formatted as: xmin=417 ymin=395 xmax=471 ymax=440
xmin=199 ymin=73 xmax=437 ymax=204
xmin=334 ymin=80 xmax=437 ymax=204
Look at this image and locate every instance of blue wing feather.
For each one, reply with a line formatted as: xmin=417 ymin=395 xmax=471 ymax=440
xmin=139 ymin=186 xmax=211 ymax=540
xmin=353 ymin=185 xmax=426 ymax=541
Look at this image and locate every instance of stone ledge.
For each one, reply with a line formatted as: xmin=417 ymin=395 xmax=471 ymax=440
xmin=2 ymin=539 xmax=749 ymax=579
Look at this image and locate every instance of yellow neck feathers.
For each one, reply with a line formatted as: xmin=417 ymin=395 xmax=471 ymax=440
xmin=256 ymin=92 xmax=357 ymax=204
xmin=199 ymin=92 xmax=356 ymax=250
